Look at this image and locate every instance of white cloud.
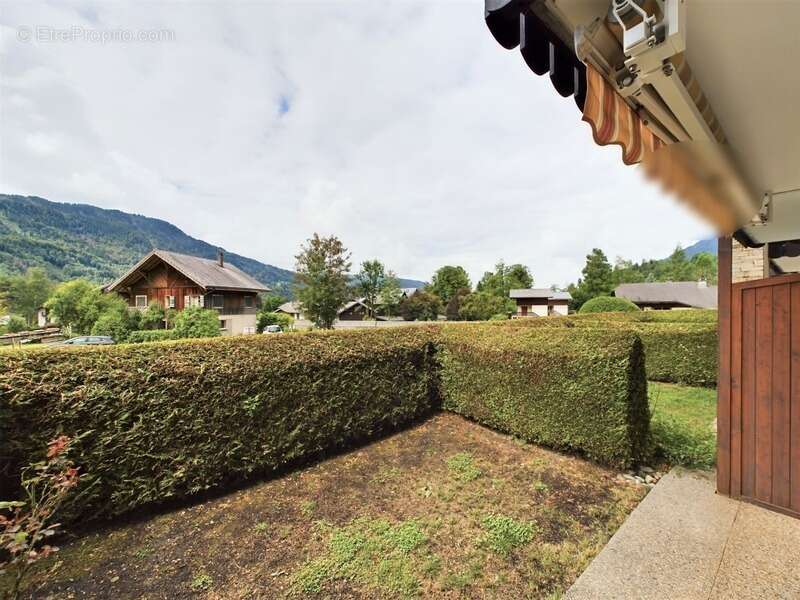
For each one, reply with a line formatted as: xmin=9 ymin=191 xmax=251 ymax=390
xmin=0 ymin=0 xmax=713 ymax=285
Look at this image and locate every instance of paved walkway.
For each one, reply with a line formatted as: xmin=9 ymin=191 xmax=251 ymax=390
xmin=566 ymin=469 xmax=800 ymax=599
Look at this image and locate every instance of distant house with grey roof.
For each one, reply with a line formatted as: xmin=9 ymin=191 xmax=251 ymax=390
xmin=104 ymin=249 xmax=269 ymax=335
xmin=614 ymin=281 xmax=717 ymax=310
xmin=509 ymin=289 xmax=572 ymax=317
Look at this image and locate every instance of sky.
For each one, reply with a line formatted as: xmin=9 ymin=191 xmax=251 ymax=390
xmin=0 ymin=0 xmax=713 ymax=287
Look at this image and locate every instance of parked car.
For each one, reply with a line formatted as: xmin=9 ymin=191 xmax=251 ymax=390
xmin=60 ymin=336 xmax=115 ymax=346
xmin=262 ymin=325 xmax=283 ymax=334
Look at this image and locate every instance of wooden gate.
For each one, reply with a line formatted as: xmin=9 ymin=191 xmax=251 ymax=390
xmin=718 ymin=268 xmax=800 ymax=516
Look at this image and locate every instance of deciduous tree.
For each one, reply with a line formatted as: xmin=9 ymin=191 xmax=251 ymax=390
xmin=430 ymin=266 xmax=471 ymax=303
xmin=294 ymin=234 xmax=351 ymax=329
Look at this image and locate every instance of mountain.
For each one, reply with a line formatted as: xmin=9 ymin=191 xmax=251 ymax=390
xmin=683 ymin=238 xmax=717 ymax=258
xmin=0 ymin=195 xmax=426 ymax=292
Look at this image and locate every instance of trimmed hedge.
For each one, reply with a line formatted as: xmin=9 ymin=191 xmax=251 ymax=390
xmin=126 ymin=329 xmax=179 ymax=343
xmin=0 ymin=328 xmax=440 ymax=520
xmin=579 ymin=296 xmax=640 ymax=314
xmin=439 ymin=325 xmax=648 ymax=468
xmin=494 ymin=315 xmax=717 ymax=387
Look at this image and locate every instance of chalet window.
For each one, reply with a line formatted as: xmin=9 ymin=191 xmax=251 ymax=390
xmin=135 ymin=295 xmax=148 ymax=309
xmin=184 ymin=295 xmax=204 ymax=308
xmin=244 ymin=296 xmax=254 ymax=308
xmin=211 ymin=294 xmax=224 ymax=309
xmin=165 ymin=296 xmax=175 ymax=309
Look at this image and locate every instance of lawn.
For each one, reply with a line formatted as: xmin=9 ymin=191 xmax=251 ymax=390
xmin=649 ymin=381 xmax=717 ymax=469
xmin=7 ymin=414 xmax=645 ymax=599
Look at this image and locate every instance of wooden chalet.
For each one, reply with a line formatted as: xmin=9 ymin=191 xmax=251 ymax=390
xmin=104 ymin=249 xmax=269 ymax=335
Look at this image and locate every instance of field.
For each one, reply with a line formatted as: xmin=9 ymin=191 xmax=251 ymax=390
xmin=7 ymin=414 xmax=644 ymax=599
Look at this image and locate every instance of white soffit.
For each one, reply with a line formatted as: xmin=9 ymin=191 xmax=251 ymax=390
xmin=743 ymin=188 xmax=800 ymax=245
xmin=685 ymin=0 xmax=800 ymax=198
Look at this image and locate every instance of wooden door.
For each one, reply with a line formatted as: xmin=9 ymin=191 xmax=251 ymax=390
xmin=719 ymin=272 xmax=800 ymax=516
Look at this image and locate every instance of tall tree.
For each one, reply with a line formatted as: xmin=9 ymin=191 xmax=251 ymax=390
xmin=476 ymin=262 xmax=533 ymax=298
xmin=294 ymin=234 xmax=351 ymax=329
xmin=46 ymin=279 xmax=128 ymax=335
xmin=356 ymin=259 xmax=388 ymax=318
xmin=429 ymin=266 xmax=471 ymax=303
xmin=379 ymin=272 xmax=402 ymax=317
xmin=570 ymin=249 xmax=613 ymax=310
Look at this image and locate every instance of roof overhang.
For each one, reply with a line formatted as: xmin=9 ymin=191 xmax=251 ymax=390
xmin=104 ymin=250 xmax=206 ymax=294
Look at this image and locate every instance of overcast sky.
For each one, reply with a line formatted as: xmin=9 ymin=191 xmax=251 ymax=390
xmin=0 ymin=1 xmax=712 ymax=287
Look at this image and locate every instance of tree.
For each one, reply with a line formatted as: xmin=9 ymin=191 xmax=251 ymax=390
xmin=476 ymin=262 xmax=533 ymax=299
xmin=257 ymin=311 xmax=293 ymax=332
xmin=445 ymin=287 xmax=471 ymax=321
xmin=45 ymin=280 xmax=128 ymax=335
xmin=689 ymin=252 xmax=718 ymax=285
xmin=355 ymin=259 xmax=388 ymax=318
xmin=571 ymin=249 xmax=613 ymax=310
xmin=378 ymin=273 xmax=402 ymax=317
xmin=458 ymin=292 xmax=510 ymax=321
xmin=173 ymin=307 xmax=221 ymax=338
xmin=294 ymin=234 xmax=352 ymax=329
xmin=398 ymin=291 xmax=441 ymax=321
xmin=259 ymin=293 xmax=287 ymax=313
xmin=429 ymin=266 xmax=471 ymax=303
xmin=3 ymin=268 xmax=54 ymax=325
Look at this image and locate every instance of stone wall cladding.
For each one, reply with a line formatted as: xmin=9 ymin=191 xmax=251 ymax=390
xmin=732 ymin=239 xmax=767 ymax=283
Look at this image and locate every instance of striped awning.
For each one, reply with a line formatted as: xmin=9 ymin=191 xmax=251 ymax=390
xmin=582 ymin=63 xmax=754 ymax=234
xmin=581 ymin=65 xmax=663 ymax=165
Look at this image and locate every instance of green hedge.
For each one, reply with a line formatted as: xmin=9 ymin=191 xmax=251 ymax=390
xmin=494 ymin=315 xmax=718 ymax=387
xmin=439 ymin=325 xmax=648 ymax=468
xmin=0 ymin=328 xmax=440 ymax=520
xmin=579 ymin=296 xmax=640 ymax=314
xmin=126 ymin=329 xmax=179 ymax=343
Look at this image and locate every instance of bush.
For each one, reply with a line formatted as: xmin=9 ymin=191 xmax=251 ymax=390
xmin=398 ymin=291 xmax=441 ymax=321
xmin=0 ymin=327 xmax=440 ymax=521
xmin=126 ymin=329 xmax=179 ymax=344
xmin=257 ymin=311 xmax=293 ymax=333
xmin=139 ymin=302 xmax=166 ymax=330
xmin=579 ymin=296 xmax=640 ymax=314
xmin=439 ymin=324 xmax=648 ymax=468
xmin=458 ymin=292 xmax=510 ymax=321
xmin=91 ymin=308 xmax=135 ymax=342
xmin=4 ymin=315 xmax=27 ymax=333
xmin=173 ymin=307 xmax=221 ymax=339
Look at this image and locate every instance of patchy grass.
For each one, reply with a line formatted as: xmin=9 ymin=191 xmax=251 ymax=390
xmin=6 ymin=413 xmax=644 ymax=599
xmin=445 ymin=451 xmax=482 ymax=482
xmin=649 ymin=382 xmax=716 ymax=469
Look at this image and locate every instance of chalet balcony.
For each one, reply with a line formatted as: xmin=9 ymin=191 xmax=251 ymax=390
xmin=207 ymin=306 xmax=257 ymax=316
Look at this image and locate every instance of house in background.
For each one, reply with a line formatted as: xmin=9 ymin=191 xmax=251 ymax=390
xmin=614 ymin=281 xmax=717 ymax=310
xmin=510 ymin=289 xmax=571 ymax=317
xmin=104 ymin=249 xmax=269 ymax=335
xmin=275 ymin=301 xmax=305 ymax=321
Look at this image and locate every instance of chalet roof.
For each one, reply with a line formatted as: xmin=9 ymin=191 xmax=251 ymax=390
xmin=614 ymin=282 xmax=717 ymax=309
xmin=105 ymin=249 xmax=269 ymax=294
xmin=276 ymin=301 xmax=302 ymax=314
xmin=509 ymin=288 xmax=572 ymax=301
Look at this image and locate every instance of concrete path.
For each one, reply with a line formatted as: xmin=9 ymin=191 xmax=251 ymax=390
xmin=566 ymin=469 xmax=800 ymax=599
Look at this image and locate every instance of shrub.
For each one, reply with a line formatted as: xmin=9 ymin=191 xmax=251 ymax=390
xmin=458 ymin=292 xmax=510 ymax=321
xmin=439 ymin=325 xmax=648 ymax=467
xmin=579 ymin=296 xmax=640 ymax=314
xmin=0 ymin=328 xmax=440 ymax=521
xmin=257 ymin=311 xmax=293 ymax=333
xmin=398 ymin=291 xmax=441 ymax=321
xmin=139 ymin=302 xmax=166 ymax=330
xmin=172 ymin=307 xmax=221 ymax=338
xmin=126 ymin=329 xmax=179 ymax=344
xmin=90 ymin=308 xmax=135 ymax=342
xmin=4 ymin=315 xmax=27 ymax=334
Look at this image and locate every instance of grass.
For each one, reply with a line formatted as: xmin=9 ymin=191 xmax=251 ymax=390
xmin=649 ymin=381 xmax=716 ymax=469
xmin=7 ymin=414 xmax=644 ymax=599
